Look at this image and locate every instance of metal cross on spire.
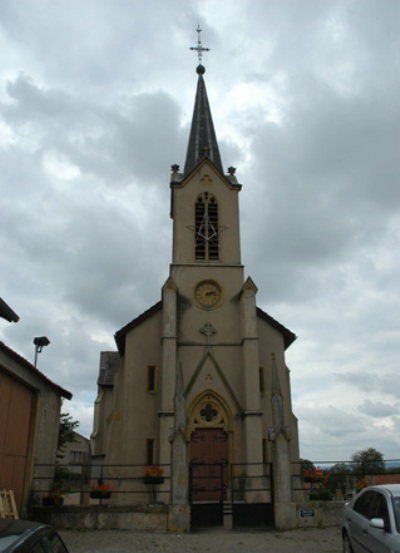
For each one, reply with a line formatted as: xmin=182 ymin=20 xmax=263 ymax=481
xmin=190 ymin=24 xmax=210 ymax=64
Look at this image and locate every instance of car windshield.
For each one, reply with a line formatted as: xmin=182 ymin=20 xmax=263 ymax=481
xmin=392 ymin=496 xmax=400 ymax=533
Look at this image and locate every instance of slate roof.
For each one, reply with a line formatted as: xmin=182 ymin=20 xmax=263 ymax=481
xmin=0 ymin=341 xmax=72 ymax=399
xmin=113 ymin=300 xmax=295 ymax=356
xmin=183 ymin=64 xmax=223 ymax=176
xmin=257 ymin=307 xmax=297 ymax=350
xmin=114 ymin=301 xmax=162 ymax=356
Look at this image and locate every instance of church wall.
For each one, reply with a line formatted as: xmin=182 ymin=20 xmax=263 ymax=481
xmin=182 ymin=347 xmax=243 ymax=403
xmin=290 ymin=412 xmax=300 ymax=464
xmin=91 ymin=388 xmax=114 ymax=457
xmin=171 ymin=267 xmax=245 ymax=343
xmin=106 ymin=309 xmax=163 ymax=468
xmin=256 ymin=317 xmax=299 ymax=463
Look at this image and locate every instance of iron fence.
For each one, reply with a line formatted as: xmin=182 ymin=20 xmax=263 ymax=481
xmin=32 ymin=459 xmax=400 ymax=506
xmin=31 ymin=462 xmax=171 ymax=505
xmin=291 ymin=459 xmax=400 ymax=501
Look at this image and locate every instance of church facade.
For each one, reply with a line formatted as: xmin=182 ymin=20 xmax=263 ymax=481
xmin=91 ymin=60 xmax=301 ymax=531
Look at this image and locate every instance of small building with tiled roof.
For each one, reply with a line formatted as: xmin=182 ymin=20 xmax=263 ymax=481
xmin=0 ymin=310 xmax=72 ymax=514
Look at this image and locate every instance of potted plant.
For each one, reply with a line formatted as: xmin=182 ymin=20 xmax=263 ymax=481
xmin=144 ymin=465 xmax=164 ymax=485
xmin=303 ymin=468 xmax=329 ymax=485
xmin=355 ymin=478 xmax=370 ymax=493
xmin=89 ymin=480 xmax=112 ymax=499
xmin=42 ymin=486 xmax=69 ymax=507
xmin=303 ymin=468 xmax=332 ymax=499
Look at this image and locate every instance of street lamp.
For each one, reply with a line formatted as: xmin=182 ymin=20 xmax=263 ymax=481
xmin=33 ymin=336 xmax=50 ymax=367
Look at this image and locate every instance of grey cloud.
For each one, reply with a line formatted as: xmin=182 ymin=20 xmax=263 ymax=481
xmin=3 ymin=74 xmax=186 ymax=186
xmin=297 ymin=403 xmax=400 ymax=460
xmin=1 ymin=0 xmax=400 ymax=457
xmin=337 ymin=371 xmax=400 ymax=399
xmin=358 ymin=400 xmax=399 ymax=418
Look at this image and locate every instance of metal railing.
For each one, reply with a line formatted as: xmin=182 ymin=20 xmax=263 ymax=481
xmin=188 ymin=462 xmax=273 ymax=504
xmin=32 ymin=459 xmax=400 ymax=506
xmin=291 ymin=459 xmax=400 ymax=501
xmin=31 ymin=463 xmax=171 ymax=505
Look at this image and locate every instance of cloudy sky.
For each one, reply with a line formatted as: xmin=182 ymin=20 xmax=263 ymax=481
xmin=1 ymin=0 xmax=399 ymax=463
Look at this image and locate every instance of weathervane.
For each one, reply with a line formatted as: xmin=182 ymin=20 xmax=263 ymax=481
xmin=190 ymin=24 xmax=210 ymax=64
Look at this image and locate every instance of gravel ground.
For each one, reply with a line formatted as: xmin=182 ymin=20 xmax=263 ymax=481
xmin=60 ymin=527 xmax=342 ymax=553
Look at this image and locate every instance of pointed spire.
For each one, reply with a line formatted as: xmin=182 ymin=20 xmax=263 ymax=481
xmin=184 ymin=29 xmax=223 ymax=176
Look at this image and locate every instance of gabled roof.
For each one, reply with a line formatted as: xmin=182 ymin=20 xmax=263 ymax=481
xmin=256 ymin=307 xmax=297 ymax=350
xmin=184 ymin=64 xmax=223 ymax=176
xmin=173 ymin=156 xmax=241 ymax=190
xmin=0 ymin=341 xmax=72 ymax=399
xmin=114 ymin=300 xmax=162 ymax=356
xmin=0 ymin=297 xmax=19 ymax=323
xmin=114 ymin=300 xmax=295 ymax=355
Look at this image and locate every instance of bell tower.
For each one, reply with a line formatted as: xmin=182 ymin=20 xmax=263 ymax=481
xmin=169 ymin=72 xmax=242 ymax=272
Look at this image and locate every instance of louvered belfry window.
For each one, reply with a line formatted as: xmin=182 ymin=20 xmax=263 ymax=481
xmin=195 ymin=193 xmax=219 ymax=260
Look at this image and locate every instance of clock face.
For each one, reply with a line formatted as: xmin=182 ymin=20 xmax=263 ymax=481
xmin=194 ymin=280 xmax=222 ymax=308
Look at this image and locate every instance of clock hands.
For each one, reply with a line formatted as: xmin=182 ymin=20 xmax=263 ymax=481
xmin=194 ymin=280 xmax=222 ymax=308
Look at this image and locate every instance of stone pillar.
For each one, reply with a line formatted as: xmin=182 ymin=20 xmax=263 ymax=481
xmin=269 ymin=354 xmax=297 ymax=530
xmin=168 ymin=504 xmax=191 ymax=533
xmin=239 ymin=278 xmax=263 ymax=466
xmin=270 ymin=433 xmax=297 ymax=530
xmin=159 ymin=278 xmax=178 ymax=468
xmin=169 ymin=363 xmax=190 ymax=532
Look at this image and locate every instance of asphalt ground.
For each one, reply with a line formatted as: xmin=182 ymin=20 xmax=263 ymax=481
xmin=60 ymin=526 xmax=342 ymax=553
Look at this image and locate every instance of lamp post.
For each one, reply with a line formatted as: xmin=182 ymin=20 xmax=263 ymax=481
xmin=33 ymin=336 xmax=50 ymax=367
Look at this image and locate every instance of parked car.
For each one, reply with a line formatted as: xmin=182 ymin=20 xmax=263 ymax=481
xmin=0 ymin=518 xmax=69 ymax=552
xmin=342 ymin=484 xmax=400 ymax=553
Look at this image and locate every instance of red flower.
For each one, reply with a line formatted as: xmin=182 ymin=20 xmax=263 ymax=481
xmin=145 ymin=466 xmax=164 ymax=477
xmin=304 ymin=468 xmax=330 ymax=485
xmin=89 ymin=480 xmax=111 ymax=493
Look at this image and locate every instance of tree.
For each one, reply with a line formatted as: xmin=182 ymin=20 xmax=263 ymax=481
xmin=327 ymin=462 xmax=353 ymax=491
xmin=300 ymin=458 xmax=315 ymax=473
xmin=330 ymin=462 xmax=352 ymax=475
xmin=54 ymin=410 xmax=80 ymax=489
xmin=57 ymin=411 xmax=79 ymax=461
xmin=351 ymin=447 xmax=385 ymax=475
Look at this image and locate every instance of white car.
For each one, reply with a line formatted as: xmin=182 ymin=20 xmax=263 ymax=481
xmin=342 ymin=484 xmax=400 ymax=553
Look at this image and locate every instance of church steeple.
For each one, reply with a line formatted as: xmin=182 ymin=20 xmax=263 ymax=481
xmin=170 ymin=27 xmax=241 ymax=267
xmin=184 ymin=29 xmax=223 ymax=176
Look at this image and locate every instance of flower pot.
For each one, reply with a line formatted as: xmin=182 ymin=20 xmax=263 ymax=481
xmin=42 ymin=497 xmax=64 ymax=507
xmin=90 ymin=490 xmax=111 ymax=499
xmin=144 ymin=476 xmax=164 ymax=485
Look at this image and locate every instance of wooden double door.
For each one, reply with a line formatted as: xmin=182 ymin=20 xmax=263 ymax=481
xmin=190 ymin=427 xmax=228 ymax=501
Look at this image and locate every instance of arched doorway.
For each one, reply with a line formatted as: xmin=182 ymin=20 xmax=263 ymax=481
xmin=188 ymin=393 xmax=231 ymax=503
